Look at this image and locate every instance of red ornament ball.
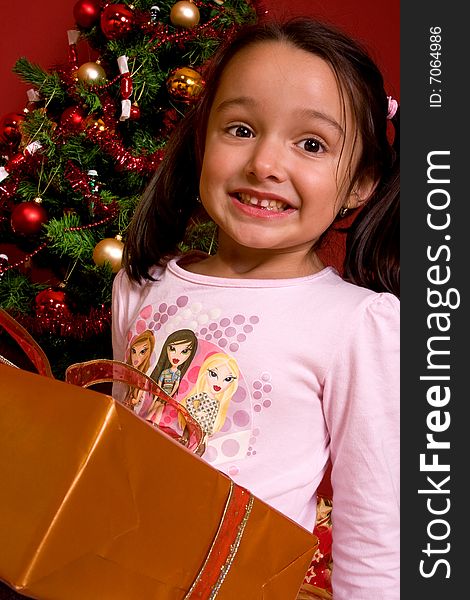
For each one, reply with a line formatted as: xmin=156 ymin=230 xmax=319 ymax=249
xmin=5 ymin=152 xmax=27 ymax=172
xmin=73 ymin=0 xmax=101 ymax=28
xmin=0 ymin=112 xmax=25 ymax=147
xmin=129 ymin=104 xmax=141 ymax=120
xmin=11 ymin=200 xmax=48 ymax=235
xmin=60 ymin=105 xmax=86 ymax=131
xmin=100 ymin=3 xmax=134 ymax=39
xmin=35 ymin=288 xmax=71 ymax=318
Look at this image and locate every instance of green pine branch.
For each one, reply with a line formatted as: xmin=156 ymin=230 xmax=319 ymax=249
xmin=13 ymin=57 xmax=67 ymax=105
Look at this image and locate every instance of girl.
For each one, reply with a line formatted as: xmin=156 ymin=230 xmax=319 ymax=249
xmin=124 ymin=329 xmax=155 ymax=412
xmin=150 ymin=329 xmax=198 ymax=397
xmin=112 ymin=18 xmax=399 ymax=599
xmin=179 ymin=352 xmax=240 ymax=455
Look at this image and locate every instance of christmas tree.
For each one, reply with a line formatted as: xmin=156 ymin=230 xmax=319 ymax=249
xmin=0 ymin=0 xmax=257 ymax=378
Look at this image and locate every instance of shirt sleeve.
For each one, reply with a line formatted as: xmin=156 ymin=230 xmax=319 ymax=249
xmin=322 ymin=293 xmax=400 ymax=600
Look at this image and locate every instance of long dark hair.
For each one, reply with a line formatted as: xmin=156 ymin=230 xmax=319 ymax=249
xmin=149 ymin=328 xmax=198 ymax=385
xmin=124 ymin=18 xmax=399 ymax=296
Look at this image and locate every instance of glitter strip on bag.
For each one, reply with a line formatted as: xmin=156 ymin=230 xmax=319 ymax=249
xmin=184 ymin=481 xmax=254 ymax=599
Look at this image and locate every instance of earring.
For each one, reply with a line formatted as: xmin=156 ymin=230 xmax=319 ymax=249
xmin=196 ymin=195 xmax=201 ymax=204
xmin=339 ymin=205 xmax=349 ymax=217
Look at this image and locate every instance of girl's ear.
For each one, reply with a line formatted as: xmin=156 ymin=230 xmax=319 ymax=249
xmin=349 ymin=176 xmax=378 ymax=208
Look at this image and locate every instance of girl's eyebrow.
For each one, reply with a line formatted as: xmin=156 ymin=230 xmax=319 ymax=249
xmin=297 ymin=108 xmax=344 ymax=135
xmin=215 ymin=97 xmax=343 ymax=135
xmin=215 ymin=96 xmax=256 ymax=113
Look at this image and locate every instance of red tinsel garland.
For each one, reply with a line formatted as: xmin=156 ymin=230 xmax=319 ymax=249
xmin=86 ymin=125 xmax=164 ymax=174
xmin=9 ymin=303 xmax=112 ymax=340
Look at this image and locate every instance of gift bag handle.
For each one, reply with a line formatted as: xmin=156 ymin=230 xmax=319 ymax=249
xmin=65 ymin=358 xmax=204 ymax=454
xmin=0 ymin=308 xmax=53 ymax=377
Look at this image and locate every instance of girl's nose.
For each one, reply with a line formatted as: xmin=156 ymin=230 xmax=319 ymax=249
xmin=245 ymin=138 xmax=287 ymax=182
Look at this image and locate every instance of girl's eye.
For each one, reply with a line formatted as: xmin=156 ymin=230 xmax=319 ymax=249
xmin=227 ymin=124 xmax=253 ymax=138
xmin=298 ymin=138 xmax=325 ymax=154
xmin=208 ymin=369 xmax=217 ymax=379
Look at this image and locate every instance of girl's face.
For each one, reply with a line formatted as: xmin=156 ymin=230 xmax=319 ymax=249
xmin=204 ymin=363 xmax=237 ymax=395
xmin=199 ymin=41 xmax=368 ymax=271
xmin=166 ymin=341 xmax=193 ymax=366
xmin=131 ymin=340 xmax=151 ymax=369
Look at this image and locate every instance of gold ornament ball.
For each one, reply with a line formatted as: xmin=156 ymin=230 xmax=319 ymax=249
xmin=170 ymin=1 xmax=200 ymax=28
xmin=76 ymin=61 xmax=106 ymax=84
xmin=167 ymin=67 xmax=204 ymax=102
xmin=92 ymin=236 xmax=124 ymax=273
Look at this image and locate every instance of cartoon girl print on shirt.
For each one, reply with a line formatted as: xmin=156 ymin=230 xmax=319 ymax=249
xmin=150 ymin=329 xmax=198 ymax=397
xmin=145 ymin=329 xmax=198 ymax=426
xmin=124 ymin=329 xmax=155 ymax=412
xmin=179 ymin=352 xmax=239 ymax=456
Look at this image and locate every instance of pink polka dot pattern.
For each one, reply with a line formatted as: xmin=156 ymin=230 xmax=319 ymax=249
xmin=248 ymin=373 xmax=274 ymax=453
xmin=205 ymin=446 xmax=218 ymax=462
xmin=140 ymin=305 xmax=152 ymax=319
xmin=136 ymin=320 xmax=146 ymax=334
xmin=187 ymin=365 xmax=200 ymax=384
xmin=231 ymin=386 xmax=246 ymax=403
xmin=233 ymin=410 xmax=250 ymax=427
xmin=132 ymin=298 xmax=260 ymax=361
xmin=228 ymin=465 xmax=240 ymax=476
xmin=222 ymin=439 xmax=240 ymax=457
xmin=191 ymin=312 xmax=260 ymax=356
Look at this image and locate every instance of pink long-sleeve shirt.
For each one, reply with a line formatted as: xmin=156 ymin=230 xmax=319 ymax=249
xmin=112 ymin=255 xmax=400 ymax=599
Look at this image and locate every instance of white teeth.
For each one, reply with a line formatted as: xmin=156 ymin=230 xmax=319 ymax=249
xmin=238 ymin=193 xmax=287 ymax=212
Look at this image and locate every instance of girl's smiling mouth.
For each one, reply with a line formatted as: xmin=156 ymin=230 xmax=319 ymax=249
xmin=231 ymin=191 xmax=296 ymax=217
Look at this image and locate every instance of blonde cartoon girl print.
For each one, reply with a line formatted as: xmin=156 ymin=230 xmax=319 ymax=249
xmin=180 ymin=352 xmax=239 ymax=456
